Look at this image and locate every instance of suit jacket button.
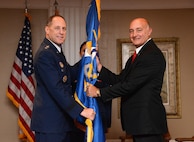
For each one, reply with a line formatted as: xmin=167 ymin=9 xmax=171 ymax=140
xmin=59 ymin=62 xmax=64 ymax=68
xmin=63 ymin=75 xmax=67 ymax=83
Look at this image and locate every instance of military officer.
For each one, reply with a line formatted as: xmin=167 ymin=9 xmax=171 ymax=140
xmin=31 ymin=15 xmax=95 ymax=142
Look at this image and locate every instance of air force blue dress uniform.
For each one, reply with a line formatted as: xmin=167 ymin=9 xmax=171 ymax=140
xmin=31 ymin=38 xmax=84 ymax=142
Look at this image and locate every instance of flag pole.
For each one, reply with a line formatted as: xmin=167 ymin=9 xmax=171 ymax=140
xmin=24 ymin=0 xmax=31 ymax=20
xmin=54 ymin=0 xmax=59 ymax=15
xmin=25 ymin=0 xmax=28 ymax=14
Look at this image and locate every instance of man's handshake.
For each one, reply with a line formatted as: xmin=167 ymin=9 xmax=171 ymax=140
xmin=86 ymin=83 xmax=100 ymax=98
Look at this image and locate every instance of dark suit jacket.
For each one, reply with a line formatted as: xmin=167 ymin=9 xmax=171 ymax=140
xmin=31 ymin=38 xmax=83 ymax=133
xmin=98 ymin=39 xmax=168 ymax=135
xmin=95 ymin=80 xmax=112 ymax=132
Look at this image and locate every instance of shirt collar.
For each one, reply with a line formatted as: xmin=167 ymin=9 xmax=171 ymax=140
xmin=48 ymin=39 xmax=62 ymax=53
xmin=135 ymin=38 xmax=151 ymax=54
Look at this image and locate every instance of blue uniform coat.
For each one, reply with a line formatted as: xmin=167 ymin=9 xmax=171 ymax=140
xmin=31 ymin=38 xmax=83 ymax=133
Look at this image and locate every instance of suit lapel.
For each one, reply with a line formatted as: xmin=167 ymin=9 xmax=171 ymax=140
xmin=121 ymin=39 xmax=154 ymax=80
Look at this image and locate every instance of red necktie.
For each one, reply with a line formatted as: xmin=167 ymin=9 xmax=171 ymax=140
xmin=131 ymin=51 xmax=137 ymax=63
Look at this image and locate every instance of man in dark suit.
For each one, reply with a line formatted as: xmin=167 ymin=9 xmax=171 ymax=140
xmin=30 ymin=15 xmax=95 ymax=142
xmin=87 ymin=18 xmax=168 ymax=142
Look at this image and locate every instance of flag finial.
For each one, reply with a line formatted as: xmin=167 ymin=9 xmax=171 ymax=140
xmin=54 ymin=0 xmax=59 ymax=15
xmin=25 ymin=0 xmax=28 ymax=14
xmin=24 ymin=0 xmax=31 ymax=20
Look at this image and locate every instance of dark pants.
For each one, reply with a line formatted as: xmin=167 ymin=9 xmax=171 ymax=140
xmin=133 ymin=134 xmax=164 ymax=142
xmin=35 ymin=130 xmax=85 ymax=142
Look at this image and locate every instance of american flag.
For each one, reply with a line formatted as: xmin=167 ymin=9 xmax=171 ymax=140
xmin=7 ymin=16 xmax=35 ymax=142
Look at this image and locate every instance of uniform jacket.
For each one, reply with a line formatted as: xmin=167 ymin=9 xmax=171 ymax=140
xmin=98 ymin=39 xmax=168 ymax=135
xmin=31 ymin=38 xmax=83 ymax=133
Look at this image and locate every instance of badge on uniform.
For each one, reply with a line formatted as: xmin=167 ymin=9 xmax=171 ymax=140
xmin=44 ymin=45 xmax=50 ymax=49
xmin=59 ymin=62 xmax=64 ymax=68
xmin=63 ymin=75 xmax=67 ymax=83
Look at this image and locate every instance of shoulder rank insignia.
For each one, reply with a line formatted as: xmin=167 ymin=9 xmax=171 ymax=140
xmin=44 ymin=45 xmax=50 ymax=49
